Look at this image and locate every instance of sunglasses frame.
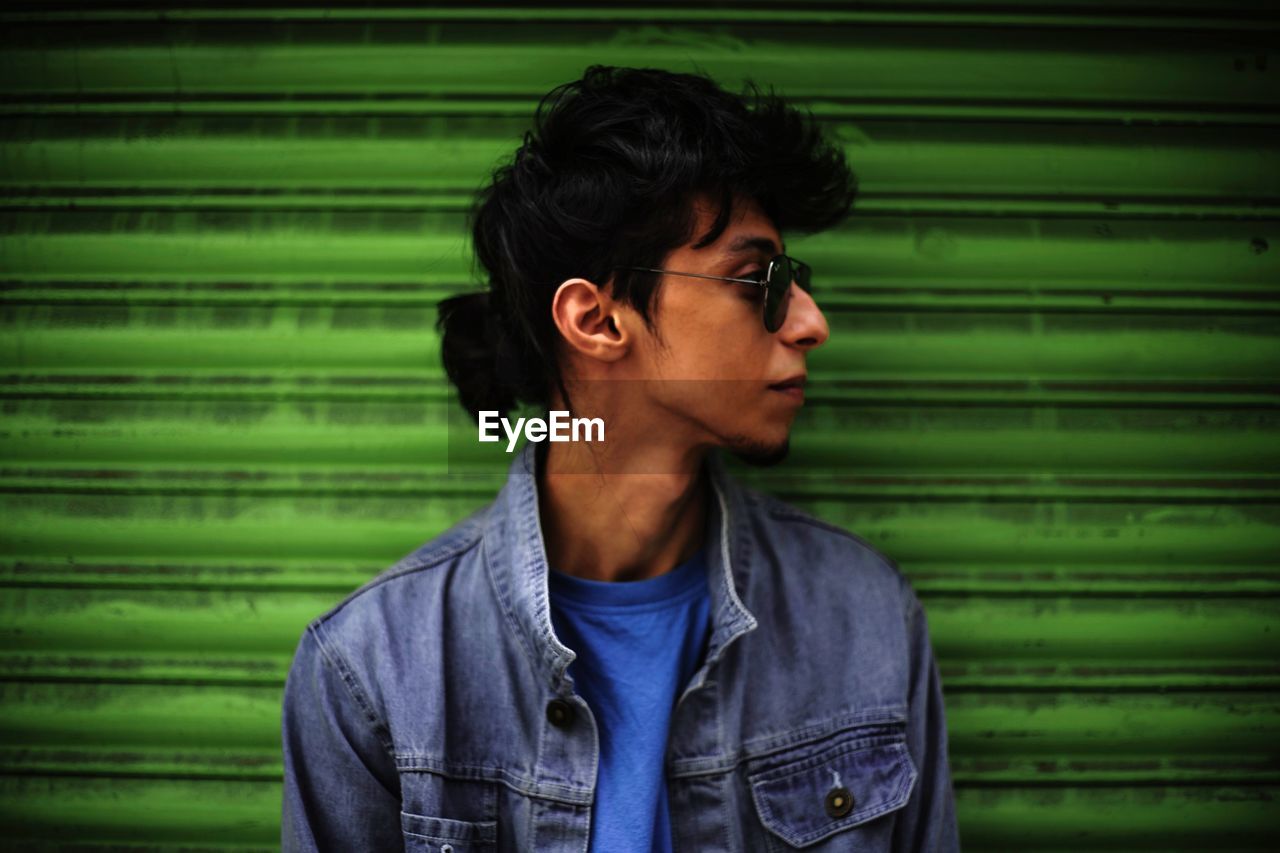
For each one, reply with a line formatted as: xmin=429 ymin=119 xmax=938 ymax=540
xmin=617 ymin=254 xmax=812 ymax=332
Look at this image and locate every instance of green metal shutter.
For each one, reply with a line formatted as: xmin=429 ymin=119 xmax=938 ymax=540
xmin=1 ymin=3 xmax=1276 ymax=849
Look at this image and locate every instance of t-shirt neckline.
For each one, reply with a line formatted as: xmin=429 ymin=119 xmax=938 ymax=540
xmin=547 ymin=546 xmax=708 ymax=608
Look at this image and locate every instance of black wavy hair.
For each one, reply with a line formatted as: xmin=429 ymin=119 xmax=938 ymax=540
xmin=438 ymin=64 xmax=857 ymax=421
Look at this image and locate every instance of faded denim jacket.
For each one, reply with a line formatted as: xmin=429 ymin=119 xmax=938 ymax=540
xmin=281 ymin=443 xmax=961 ymax=852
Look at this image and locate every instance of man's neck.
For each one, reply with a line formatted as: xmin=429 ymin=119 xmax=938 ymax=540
xmin=536 ymin=440 xmax=710 ymax=583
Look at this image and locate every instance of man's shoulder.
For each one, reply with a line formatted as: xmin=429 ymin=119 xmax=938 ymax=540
xmin=736 ymin=481 xmax=915 ymax=604
xmin=306 ymin=502 xmax=491 ymax=638
xmin=284 ymin=502 xmax=495 ymax=722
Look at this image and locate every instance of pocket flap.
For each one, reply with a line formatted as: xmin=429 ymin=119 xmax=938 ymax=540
xmin=749 ymin=739 xmax=917 ymax=848
xmin=400 ymin=810 xmax=496 ymax=846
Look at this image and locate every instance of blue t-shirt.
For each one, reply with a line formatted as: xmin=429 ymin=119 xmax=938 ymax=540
xmin=548 ymin=547 xmax=712 ymax=853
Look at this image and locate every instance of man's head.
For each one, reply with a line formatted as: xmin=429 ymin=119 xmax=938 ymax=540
xmin=439 ymin=65 xmax=857 ymax=468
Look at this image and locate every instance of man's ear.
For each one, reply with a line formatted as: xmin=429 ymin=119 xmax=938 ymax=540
xmin=550 ymin=277 xmax=629 ymax=363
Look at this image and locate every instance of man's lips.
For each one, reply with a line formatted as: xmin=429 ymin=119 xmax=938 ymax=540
xmin=768 ymin=375 xmax=807 ymax=401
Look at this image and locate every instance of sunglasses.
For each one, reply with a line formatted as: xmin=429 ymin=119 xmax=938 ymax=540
xmin=617 ymin=254 xmax=812 ymax=333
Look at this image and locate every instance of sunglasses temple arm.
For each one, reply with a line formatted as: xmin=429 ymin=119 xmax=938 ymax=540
xmin=628 ymin=267 xmax=764 ymax=286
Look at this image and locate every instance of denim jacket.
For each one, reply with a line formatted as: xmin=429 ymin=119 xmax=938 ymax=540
xmin=282 ymin=443 xmax=961 ymax=852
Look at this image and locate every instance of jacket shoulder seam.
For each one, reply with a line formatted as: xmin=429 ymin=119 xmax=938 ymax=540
xmin=764 ymin=500 xmax=917 ymax=624
xmin=306 ymin=622 xmax=397 ymax=759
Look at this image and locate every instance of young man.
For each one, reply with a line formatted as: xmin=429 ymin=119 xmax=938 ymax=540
xmin=282 ymin=66 xmax=960 ymax=852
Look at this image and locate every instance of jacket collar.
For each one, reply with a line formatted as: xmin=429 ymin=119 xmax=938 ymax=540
xmin=483 ymin=442 xmax=759 ymax=694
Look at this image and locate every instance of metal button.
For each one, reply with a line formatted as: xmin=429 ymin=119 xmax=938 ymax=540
xmin=825 ymin=785 xmax=854 ymax=818
xmin=546 ymin=698 xmax=575 ymax=728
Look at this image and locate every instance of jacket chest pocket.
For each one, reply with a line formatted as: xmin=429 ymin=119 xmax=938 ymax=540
xmin=400 ymin=811 xmax=497 ymax=852
xmin=747 ymin=731 xmax=917 ymax=851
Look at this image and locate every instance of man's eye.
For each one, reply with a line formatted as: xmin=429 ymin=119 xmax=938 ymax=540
xmin=742 ymin=268 xmax=767 ymax=283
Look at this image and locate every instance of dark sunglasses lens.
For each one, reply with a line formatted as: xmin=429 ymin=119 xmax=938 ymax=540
xmin=765 ymin=256 xmax=792 ymax=332
xmin=794 ymin=261 xmax=812 ymax=293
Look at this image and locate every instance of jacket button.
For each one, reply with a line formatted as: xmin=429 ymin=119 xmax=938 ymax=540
xmin=546 ymin=698 xmax=575 ymax=728
xmin=825 ymin=785 xmax=854 ymax=818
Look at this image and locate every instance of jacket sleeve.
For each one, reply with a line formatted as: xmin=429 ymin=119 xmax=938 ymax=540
xmin=892 ymin=581 xmax=962 ymax=852
xmin=281 ymin=624 xmax=404 ymax=852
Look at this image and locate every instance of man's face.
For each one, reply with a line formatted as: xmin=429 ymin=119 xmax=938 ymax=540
xmin=626 ymin=192 xmax=830 ymax=466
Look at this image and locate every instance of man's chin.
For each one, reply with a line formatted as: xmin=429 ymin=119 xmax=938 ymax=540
xmin=724 ymin=434 xmax=791 ymax=468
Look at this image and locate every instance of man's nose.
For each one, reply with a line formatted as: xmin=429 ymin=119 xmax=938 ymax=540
xmin=780 ymin=284 xmax=829 ymax=349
